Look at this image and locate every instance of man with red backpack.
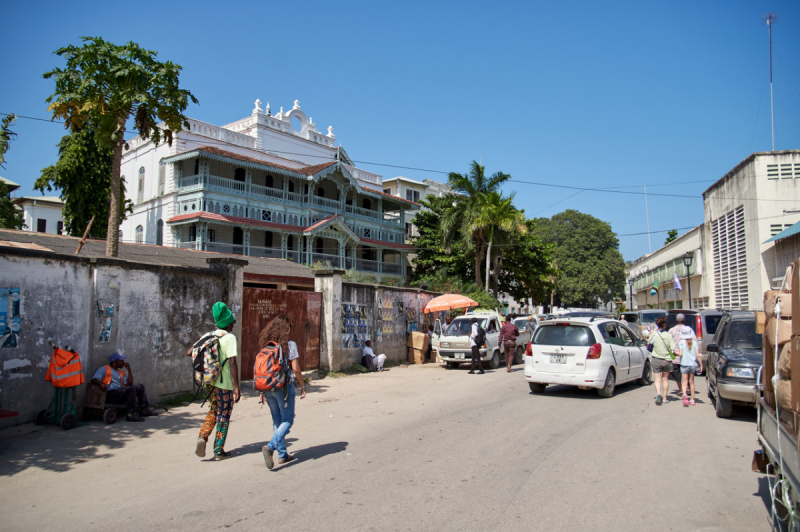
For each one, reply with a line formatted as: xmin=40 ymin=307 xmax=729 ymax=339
xmin=192 ymin=302 xmax=240 ymax=461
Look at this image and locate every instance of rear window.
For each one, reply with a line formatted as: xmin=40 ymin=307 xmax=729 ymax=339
xmin=704 ymin=315 xmax=721 ymax=335
xmin=514 ymin=319 xmax=532 ymax=330
xmin=640 ymin=311 xmax=667 ymax=324
xmin=723 ymin=320 xmax=762 ymax=350
xmin=666 ymin=313 xmax=698 ymax=334
xmin=533 ymin=325 xmax=596 ymax=347
xmin=620 ymin=313 xmax=638 ymax=322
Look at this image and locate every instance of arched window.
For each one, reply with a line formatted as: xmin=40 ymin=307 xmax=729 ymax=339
xmin=207 ymin=201 xmax=214 ymax=212
xmin=265 ymin=232 xmax=273 ymax=248
xmin=316 ymin=187 xmax=325 ymax=198
xmin=214 ymin=203 xmax=220 ymax=214
xmin=266 ymin=174 xmax=274 ymax=188
xmin=135 ymin=225 xmax=144 ymax=244
xmin=233 ymin=227 xmax=244 ymax=246
xmin=194 ymin=159 xmax=200 ymax=175
xmin=234 ymin=168 xmax=245 ymax=182
xmin=362 ymin=198 xmax=371 ymax=210
xmin=287 ymin=235 xmax=294 ymax=250
xmin=137 ymin=167 xmax=145 ymax=203
xmin=316 ymin=238 xmax=324 ymax=254
xmin=156 ymin=220 xmax=163 ymax=246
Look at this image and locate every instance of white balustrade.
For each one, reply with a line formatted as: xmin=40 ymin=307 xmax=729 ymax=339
xmin=207 ymin=175 xmax=246 ymax=194
xmin=248 ymin=246 xmax=283 ymax=258
xmin=250 ymin=183 xmax=284 ymax=200
xmin=342 ymin=163 xmax=381 ymax=184
xmin=311 ymin=196 xmax=341 ymax=211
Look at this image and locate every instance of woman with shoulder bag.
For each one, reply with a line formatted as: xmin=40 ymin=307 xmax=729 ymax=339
xmin=649 ymin=317 xmax=676 ymax=406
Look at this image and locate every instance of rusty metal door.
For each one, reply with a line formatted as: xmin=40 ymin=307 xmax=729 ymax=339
xmin=241 ymin=288 xmax=322 ymax=379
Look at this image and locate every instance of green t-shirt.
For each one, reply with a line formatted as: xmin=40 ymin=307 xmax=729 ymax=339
xmin=651 ymin=331 xmax=675 ymax=360
xmin=212 ymin=330 xmax=238 ymax=391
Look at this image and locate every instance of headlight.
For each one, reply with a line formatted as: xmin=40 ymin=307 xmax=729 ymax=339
xmin=441 ymin=342 xmax=450 ymax=347
xmin=725 ymin=367 xmax=755 ymax=378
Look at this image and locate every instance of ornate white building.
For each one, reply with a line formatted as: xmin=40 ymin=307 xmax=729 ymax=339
xmin=119 ymin=99 xmax=419 ymax=281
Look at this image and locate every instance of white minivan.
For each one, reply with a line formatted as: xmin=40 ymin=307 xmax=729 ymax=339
xmin=524 ymin=317 xmax=653 ymax=398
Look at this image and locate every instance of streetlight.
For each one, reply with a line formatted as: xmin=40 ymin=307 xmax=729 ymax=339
xmin=683 ymin=251 xmax=694 ymax=309
xmin=628 ymin=277 xmax=634 ymax=311
xmin=608 ymin=288 xmax=612 ymax=312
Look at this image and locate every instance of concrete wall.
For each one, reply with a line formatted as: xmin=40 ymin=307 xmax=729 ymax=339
xmin=0 ymin=248 xmax=244 ymax=428
xmin=314 ymin=270 xmax=438 ymax=372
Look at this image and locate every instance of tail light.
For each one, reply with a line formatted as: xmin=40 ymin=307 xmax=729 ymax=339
xmin=526 ymin=342 xmax=532 ymax=356
xmin=586 ymin=343 xmax=602 ymax=359
xmin=696 ymin=315 xmax=703 ymax=342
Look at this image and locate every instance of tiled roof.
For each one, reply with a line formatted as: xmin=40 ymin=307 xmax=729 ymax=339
xmin=303 ymin=215 xmax=338 ymax=233
xmin=14 ymin=196 xmax=63 ymax=205
xmin=167 ymin=212 xmax=304 ymax=233
xmin=299 ymin=161 xmax=338 ymax=176
xmin=360 ymin=237 xmax=415 ymax=250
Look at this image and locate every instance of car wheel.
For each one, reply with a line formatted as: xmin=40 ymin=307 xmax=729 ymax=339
xmin=715 ymin=390 xmax=733 ymax=418
xmin=514 ymin=346 xmax=524 ymax=365
xmin=637 ymin=361 xmax=652 ymax=386
xmin=597 ymin=369 xmax=616 ymax=398
xmin=489 ymin=351 xmax=500 ymax=370
xmin=529 ymin=382 xmax=547 ymax=394
xmin=707 ymin=375 xmax=713 ymax=399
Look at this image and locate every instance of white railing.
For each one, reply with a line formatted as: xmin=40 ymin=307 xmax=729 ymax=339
xmin=286 ymin=251 xmax=300 ymax=263
xmin=177 ymin=241 xmax=197 ymax=249
xmin=207 ymin=243 xmax=245 ymax=255
xmin=356 ymin=259 xmax=380 ymax=272
xmin=342 ymin=163 xmax=381 ymax=184
xmin=311 ymin=196 xmax=340 ymax=211
xmin=383 ymin=263 xmax=402 ymax=274
xmin=285 ymin=191 xmax=305 ymax=204
xmin=208 ymin=175 xmax=246 ymax=194
xmin=179 ymin=175 xmax=202 ymax=190
xmin=345 ymin=205 xmax=381 ymax=220
xmin=248 ymin=246 xmax=282 ymax=259
xmin=186 ymin=119 xmax=256 ymax=149
xmin=250 ymin=183 xmax=284 ymax=200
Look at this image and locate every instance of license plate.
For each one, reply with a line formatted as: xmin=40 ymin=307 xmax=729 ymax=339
xmin=456 ymin=353 xmax=466 ymax=359
xmin=550 ymin=354 xmax=567 ymax=364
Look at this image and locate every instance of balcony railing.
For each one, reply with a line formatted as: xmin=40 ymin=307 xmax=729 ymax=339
xmin=251 ymin=183 xmax=285 ymax=201
xmin=248 ymin=246 xmax=282 ymax=259
xmin=345 ymin=204 xmax=381 ymax=221
xmin=311 ymin=196 xmax=341 ymax=212
xmin=206 ymin=242 xmax=245 ymax=255
xmin=311 ymin=253 xmax=342 ymax=268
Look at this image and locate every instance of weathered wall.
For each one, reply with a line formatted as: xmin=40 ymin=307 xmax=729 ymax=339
xmin=0 ymin=248 xmax=242 ymax=428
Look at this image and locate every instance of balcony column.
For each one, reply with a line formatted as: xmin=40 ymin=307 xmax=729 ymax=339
xmin=378 ymin=248 xmax=383 ymax=273
xmin=173 ymin=162 xmax=183 ymax=191
xmin=245 ymin=169 xmax=252 ymax=195
xmin=399 ymin=204 xmax=404 ymax=227
xmin=197 ymin=222 xmax=207 ymax=251
xmin=200 ymin=159 xmax=209 ymax=186
xmin=244 ymin=228 xmax=251 ymax=256
xmin=281 ymin=233 xmax=287 ymax=259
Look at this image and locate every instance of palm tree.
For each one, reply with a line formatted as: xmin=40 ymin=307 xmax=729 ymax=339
xmin=473 ymin=191 xmax=527 ymax=294
xmin=440 ymin=161 xmax=510 ymax=289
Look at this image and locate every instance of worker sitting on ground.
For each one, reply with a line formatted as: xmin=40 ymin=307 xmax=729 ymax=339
xmin=91 ymin=353 xmax=157 ymax=422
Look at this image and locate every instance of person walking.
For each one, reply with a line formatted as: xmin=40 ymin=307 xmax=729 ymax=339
xmin=650 ymin=316 xmax=675 ymax=406
xmin=468 ymin=317 xmax=484 ymax=374
xmin=260 ymin=314 xmax=307 ymax=470
xmin=668 ymin=313 xmax=696 ymax=396
xmin=499 ymin=315 xmax=519 ymax=373
xmin=196 ymin=302 xmax=240 ymax=461
xmin=677 ymin=327 xmax=703 ymax=406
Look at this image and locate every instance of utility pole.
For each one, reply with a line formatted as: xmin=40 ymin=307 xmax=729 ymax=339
xmin=762 ymin=13 xmax=778 ymax=151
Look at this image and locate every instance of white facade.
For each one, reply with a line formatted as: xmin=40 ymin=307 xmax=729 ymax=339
xmin=14 ymin=197 xmax=64 ymax=235
xmin=702 ymin=150 xmax=800 ymax=310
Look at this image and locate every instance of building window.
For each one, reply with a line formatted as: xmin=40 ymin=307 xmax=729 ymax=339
xmin=288 ymin=180 xmax=295 ymax=193
xmin=233 ymin=227 xmax=244 ymax=246
xmin=57 ymin=221 xmax=63 ymax=235
xmin=265 ymin=232 xmax=273 ymax=248
xmin=156 ymin=219 xmax=163 ymax=246
xmin=158 ymin=161 xmax=165 ymax=195
xmin=362 ymin=198 xmax=371 ymax=210
xmin=194 ymin=159 xmax=200 ymax=175
xmin=37 ymin=219 xmax=47 ymax=233
xmin=406 ymin=189 xmax=420 ymax=202
xmin=771 ymin=224 xmax=792 ymax=236
xmin=189 ymin=224 xmax=196 ymax=242
xmin=262 ymin=210 xmax=271 ymax=222
xmin=265 ymin=174 xmax=274 ymax=188
xmin=138 ymin=167 xmax=145 ymax=203
xmin=711 ymin=206 xmax=747 ymax=309
xmin=316 ymin=187 xmax=325 ymax=198
xmin=384 ymin=188 xmax=392 ymax=194
xmin=363 ymin=228 xmax=371 ymax=238
xmin=208 ymin=229 xmax=215 ymax=243
xmin=135 ymin=225 xmax=144 ymax=244
xmin=223 ymin=204 xmax=230 ymax=214
xmin=287 ymin=235 xmax=294 ymax=250
xmin=234 ymin=168 xmax=245 ymax=182
xmin=315 ymin=238 xmax=324 ymax=255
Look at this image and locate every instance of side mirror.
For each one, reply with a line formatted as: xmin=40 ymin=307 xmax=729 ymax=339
xmin=706 ymin=344 xmax=719 ymax=353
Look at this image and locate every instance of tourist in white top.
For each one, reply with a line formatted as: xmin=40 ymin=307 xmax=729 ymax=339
xmin=363 ymin=340 xmax=386 ymax=371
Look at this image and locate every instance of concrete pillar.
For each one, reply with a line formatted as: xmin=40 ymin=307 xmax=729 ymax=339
xmin=243 ymin=228 xmax=251 ymax=256
xmin=314 ymin=269 xmax=345 ymax=372
xmin=207 ymin=257 xmax=248 ymax=364
xmin=281 ymin=233 xmax=287 ymax=259
xmin=378 ymin=248 xmax=383 ymax=273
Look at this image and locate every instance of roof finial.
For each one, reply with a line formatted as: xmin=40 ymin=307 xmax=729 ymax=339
xmin=253 ymin=99 xmax=262 ymax=113
xmin=265 ymin=101 xmax=271 ymax=116
xmin=293 ymin=99 xmax=301 ymax=110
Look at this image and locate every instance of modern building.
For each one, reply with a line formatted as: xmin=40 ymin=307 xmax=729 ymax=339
xmin=14 ymin=196 xmax=64 ymax=235
xmin=119 ymin=99 xmax=420 ymax=283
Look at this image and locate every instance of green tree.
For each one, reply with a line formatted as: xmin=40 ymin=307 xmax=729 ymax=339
xmin=44 ymin=36 xmax=198 ymax=257
xmin=473 ymin=191 xmax=527 ymax=295
xmin=534 ymin=209 xmax=625 ymax=308
xmin=410 ymin=194 xmax=471 ymax=284
xmin=495 ymin=219 xmax=555 ymax=304
xmin=0 ymin=114 xmax=17 ymax=168
xmin=440 ymin=161 xmax=510 ymax=289
xmin=0 ymin=181 xmax=24 ymax=229
xmin=664 ymin=229 xmax=678 ymax=245
xmin=35 ymin=126 xmax=132 ymax=238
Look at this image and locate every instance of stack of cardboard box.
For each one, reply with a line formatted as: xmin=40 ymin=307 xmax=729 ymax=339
xmin=407 ymin=332 xmax=429 ymax=364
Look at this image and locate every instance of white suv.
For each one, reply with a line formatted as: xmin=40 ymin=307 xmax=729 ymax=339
xmin=524 ymin=317 xmax=653 ymax=398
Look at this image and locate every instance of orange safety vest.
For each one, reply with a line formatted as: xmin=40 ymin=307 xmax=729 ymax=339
xmin=45 ymin=348 xmax=85 ymax=388
xmin=102 ymin=365 xmax=126 ymax=388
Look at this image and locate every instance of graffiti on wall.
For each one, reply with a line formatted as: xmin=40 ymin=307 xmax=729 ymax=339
xmin=1 ymin=288 xmax=21 ymax=348
xmin=341 ymin=303 xmax=370 ymax=349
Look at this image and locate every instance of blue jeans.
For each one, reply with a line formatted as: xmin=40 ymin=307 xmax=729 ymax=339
xmin=264 ymin=383 xmax=295 ymax=460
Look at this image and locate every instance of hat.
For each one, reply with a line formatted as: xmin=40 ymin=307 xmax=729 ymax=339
xmin=109 ymin=352 xmax=126 ymax=363
xmin=680 ymin=326 xmax=693 ymax=339
xmin=213 ymin=302 xmax=235 ymax=329
xmin=676 ymin=313 xmax=685 ymax=322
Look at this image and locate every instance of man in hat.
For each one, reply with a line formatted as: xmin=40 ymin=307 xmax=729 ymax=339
xmin=91 ymin=353 xmax=157 ymax=422
xmin=669 ymin=313 xmax=696 ymax=396
xmin=362 ymin=339 xmax=386 ymax=371
xmin=195 ymin=302 xmax=240 ymax=461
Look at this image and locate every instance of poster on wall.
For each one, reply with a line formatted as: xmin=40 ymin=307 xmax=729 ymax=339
xmin=0 ymin=287 xmax=21 ymax=348
xmin=341 ymin=303 xmax=371 ymax=349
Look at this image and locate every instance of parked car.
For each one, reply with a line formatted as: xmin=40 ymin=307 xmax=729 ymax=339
xmin=706 ymin=311 xmax=762 ymax=418
xmin=619 ymin=310 xmax=667 ymax=339
xmin=560 ymin=311 xmax=615 ymax=319
xmin=513 ymin=316 xmax=537 ymax=346
xmin=665 ymin=309 xmax=723 ymax=373
xmin=432 ymin=311 xmax=528 ymax=369
xmin=524 ymin=317 xmax=652 ymax=398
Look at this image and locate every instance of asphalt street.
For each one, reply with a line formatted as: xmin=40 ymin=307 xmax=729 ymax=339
xmin=0 ymin=363 xmax=772 ymax=531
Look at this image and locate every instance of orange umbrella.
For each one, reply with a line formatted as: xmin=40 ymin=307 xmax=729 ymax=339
xmin=424 ymin=294 xmax=478 ymax=314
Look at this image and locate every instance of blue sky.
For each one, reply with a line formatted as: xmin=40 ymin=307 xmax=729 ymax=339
xmin=2 ymin=0 xmax=799 ymax=261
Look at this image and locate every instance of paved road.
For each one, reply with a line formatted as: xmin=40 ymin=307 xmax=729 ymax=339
xmin=0 ymin=364 xmax=772 ymax=531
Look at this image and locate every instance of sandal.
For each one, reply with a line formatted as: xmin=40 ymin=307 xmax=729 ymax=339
xmin=682 ymin=395 xmax=689 ymax=407
xmin=655 ymin=395 xmax=662 ymax=406
xmin=689 ymin=400 xmax=696 ymax=406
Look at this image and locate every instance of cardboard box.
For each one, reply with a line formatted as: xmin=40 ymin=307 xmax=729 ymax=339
xmin=756 ymin=311 xmax=766 ymax=334
xmin=408 ymin=347 xmax=425 ymax=364
xmin=407 ymin=331 xmax=429 ymax=352
xmin=764 ymin=336 xmax=775 ymax=394
xmin=791 ymin=338 xmax=800 ymax=412
xmin=778 ymin=342 xmax=792 ymax=378
xmin=766 ymin=316 xmax=793 ymax=347
xmin=793 ymin=260 xmax=800 ymax=335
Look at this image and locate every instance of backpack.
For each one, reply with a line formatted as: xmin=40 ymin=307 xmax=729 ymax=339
xmin=192 ymin=331 xmax=228 ymax=386
xmin=254 ymin=341 xmax=287 ymax=391
xmin=475 ymin=325 xmax=487 ymax=347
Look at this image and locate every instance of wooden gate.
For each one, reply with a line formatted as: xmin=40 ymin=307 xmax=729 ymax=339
xmin=241 ymin=288 xmax=322 ymax=379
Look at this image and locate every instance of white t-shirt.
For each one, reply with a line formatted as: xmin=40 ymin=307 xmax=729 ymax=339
xmin=287 ymin=340 xmax=299 ymax=381
xmin=363 ymin=345 xmax=375 ymax=359
xmin=469 ymin=323 xmax=478 ymax=347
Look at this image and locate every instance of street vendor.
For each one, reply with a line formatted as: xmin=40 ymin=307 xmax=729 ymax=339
xmin=91 ymin=353 xmax=157 ymax=422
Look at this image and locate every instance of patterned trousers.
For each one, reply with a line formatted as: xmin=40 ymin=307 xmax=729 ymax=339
xmin=199 ymin=388 xmax=234 ymax=456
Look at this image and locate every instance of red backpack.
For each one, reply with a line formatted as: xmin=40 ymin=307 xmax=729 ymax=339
xmin=254 ymin=341 xmax=287 ymax=391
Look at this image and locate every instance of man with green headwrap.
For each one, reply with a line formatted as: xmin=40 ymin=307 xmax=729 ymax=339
xmin=195 ymin=301 xmax=240 ymax=461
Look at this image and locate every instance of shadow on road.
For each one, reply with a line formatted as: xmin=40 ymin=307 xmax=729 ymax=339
xmin=278 ymin=441 xmax=349 ymax=470
xmin=531 ymin=381 xmax=644 ymax=399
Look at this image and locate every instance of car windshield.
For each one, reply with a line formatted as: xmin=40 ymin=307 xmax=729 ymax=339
xmin=445 ymin=318 xmax=489 ymax=336
xmin=533 ymin=325 xmax=596 ymax=346
xmin=620 ymin=313 xmax=637 ymax=322
xmin=705 ymin=315 xmax=722 ymax=335
xmin=723 ymin=320 xmax=762 ymax=350
xmin=641 ymin=311 xmax=667 ymax=324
